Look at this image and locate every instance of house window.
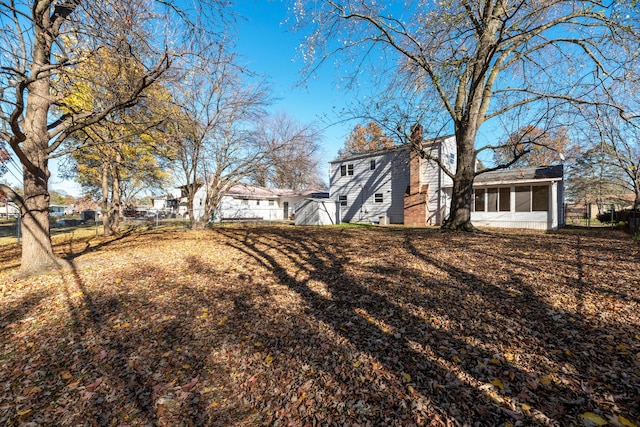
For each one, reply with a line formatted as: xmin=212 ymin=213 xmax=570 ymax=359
xmin=241 ymin=199 xmax=249 ymax=206
xmin=449 ymin=153 xmax=455 ymax=165
xmin=374 ymin=193 xmax=383 ymax=203
xmin=256 ymin=200 xmax=260 ymax=206
xmin=340 ymin=165 xmax=347 ymax=176
xmin=474 ymin=189 xmax=485 ymax=212
xmin=268 ymin=200 xmax=274 ymax=206
xmin=515 ymin=186 xmax=531 ymax=212
xmin=532 ymin=185 xmax=549 ymax=211
xmin=487 ymin=188 xmax=498 ymax=212
xmin=499 ymin=187 xmax=511 ymax=212
xmin=370 ymin=159 xmax=376 ymax=170
xmin=347 ymin=164 xmax=354 ymax=175
xmin=339 ymin=195 xmax=347 ymax=206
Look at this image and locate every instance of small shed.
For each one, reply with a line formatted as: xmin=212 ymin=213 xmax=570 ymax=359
xmin=81 ymin=210 xmax=97 ymax=222
xmin=295 ymin=198 xmax=339 ymax=226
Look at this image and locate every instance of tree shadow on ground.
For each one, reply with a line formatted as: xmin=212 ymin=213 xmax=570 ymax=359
xmin=0 ymin=226 xmax=637 ymax=426
xmin=216 ymin=227 xmax=639 ymax=425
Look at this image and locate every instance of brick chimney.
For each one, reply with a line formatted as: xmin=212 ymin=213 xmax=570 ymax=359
xmin=403 ymin=124 xmax=429 ymax=226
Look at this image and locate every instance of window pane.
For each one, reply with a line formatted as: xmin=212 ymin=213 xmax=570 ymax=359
xmin=340 ymin=165 xmax=346 ymax=176
xmin=370 ymin=159 xmax=376 ymax=170
xmin=339 ymin=195 xmax=347 ymax=206
xmin=499 ymin=187 xmax=510 ymax=212
xmin=474 ymin=189 xmax=485 ymax=212
xmin=347 ymin=164 xmax=354 ymax=175
xmin=487 ymin=188 xmax=498 ymax=212
xmin=532 ymin=185 xmax=549 ymax=211
xmin=374 ymin=193 xmax=383 ymax=203
xmin=515 ymin=186 xmax=530 ymax=212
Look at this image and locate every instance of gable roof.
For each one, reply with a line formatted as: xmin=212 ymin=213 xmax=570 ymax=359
xmin=474 ymin=165 xmax=564 ymax=184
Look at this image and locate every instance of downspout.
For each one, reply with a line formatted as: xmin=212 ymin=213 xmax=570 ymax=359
xmin=360 ymin=183 xmax=365 ymax=221
xmin=438 ymin=143 xmax=442 ymax=226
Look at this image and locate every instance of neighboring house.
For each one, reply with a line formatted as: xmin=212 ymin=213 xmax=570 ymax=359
xmin=190 ymin=183 xmax=325 ymax=222
xmin=150 ymin=193 xmax=180 ymax=214
xmin=49 ymin=204 xmax=72 ymax=217
xmin=0 ymin=194 xmax=19 ymax=218
xmin=566 ymin=193 xmax=636 ymax=223
xmin=73 ymin=197 xmax=100 ymax=214
xmin=330 ymin=136 xmax=565 ymax=230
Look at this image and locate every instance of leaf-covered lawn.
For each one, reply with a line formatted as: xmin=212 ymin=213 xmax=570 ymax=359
xmin=1 ymin=226 xmax=639 ymax=426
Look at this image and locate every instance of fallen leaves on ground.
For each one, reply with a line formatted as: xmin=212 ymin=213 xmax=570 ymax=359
xmin=0 ymin=225 xmax=639 ymax=426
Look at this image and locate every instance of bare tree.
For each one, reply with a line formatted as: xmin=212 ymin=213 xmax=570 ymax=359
xmin=168 ymin=55 xmax=272 ymax=227
xmin=590 ymin=109 xmax=640 ymax=210
xmin=251 ymin=112 xmax=325 ymax=190
xmin=492 ymin=126 xmax=574 ymax=168
xmin=0 ymin=0 xmax=230 ymax=274
xmin=295 ymin=0 xmax=639 ymax=230
xmin=566 ymin=145 xmax=628 ymax=214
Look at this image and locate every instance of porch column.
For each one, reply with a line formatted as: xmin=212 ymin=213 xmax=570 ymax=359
xmin=550 ymin=181 xmax=558 ymax=230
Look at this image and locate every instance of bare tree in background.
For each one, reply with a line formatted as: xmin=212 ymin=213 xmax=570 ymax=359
xmin=169 ymin=56 xmax=272 ymax=227
xmin=492 ymin=126 xmax=574 ymax=168
xmin=590 ymin=109 xmax=640 ymax=210
xmin=251 ymin=112 xmax=325 ymax=190
xmin=295 ymin=0 xmax=640 ymax=230
xmin=0 ymin=0 xmax=230 ymax=274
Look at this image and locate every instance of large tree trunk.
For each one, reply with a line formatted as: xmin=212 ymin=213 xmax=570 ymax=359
xmin=443 ymin=125 xmax=478 ymax=231
xmin=19 ymin=79 xmax=57 ymax=274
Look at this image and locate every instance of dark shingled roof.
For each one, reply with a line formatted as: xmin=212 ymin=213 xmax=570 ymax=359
xmin=475 ymin=165 xmax=564 ymax=183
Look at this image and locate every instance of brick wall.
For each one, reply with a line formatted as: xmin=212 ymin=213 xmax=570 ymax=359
xmin=403 ymin=151 xmax=429 ymax=226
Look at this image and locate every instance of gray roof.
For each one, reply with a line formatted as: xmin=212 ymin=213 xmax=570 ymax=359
xmin=226 ymin=184 xmax=321 ymax=199
xmin=475 ymin=165 xmax=564 ymax=184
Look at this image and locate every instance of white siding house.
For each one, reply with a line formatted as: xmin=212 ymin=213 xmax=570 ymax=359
xmin=0 ymin=200 xmax=19 ymax=218
xmin=329 ymin=146 xmax=411 ymax=224
xmin=190 ymin=184 xmax=323 ymax=222
xmin=329 ymin=136 xmax=457 ymax=225
xmin=329 ymin=136 xmax=565 ymax=230
xmin=471 ymin=165 xmax=565 ymax=230
xmin=418 ymin=136 xmax=457 ymax=226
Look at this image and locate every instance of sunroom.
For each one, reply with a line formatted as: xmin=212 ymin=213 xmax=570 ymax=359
xmin=470 ymin=165 xmax=564 ymax=230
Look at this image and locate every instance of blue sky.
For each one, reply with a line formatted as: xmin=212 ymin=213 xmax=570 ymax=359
xmin=233 ymin=0 xmax=354 ymax=163
xmin=38 ymin=0 xmax=353 ymax=196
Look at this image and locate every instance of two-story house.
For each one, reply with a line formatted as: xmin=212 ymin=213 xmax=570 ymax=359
xmin=329 ymin=135 xmax=565 ymax=230
xmin=330 ymin=135 xmax=457 ymax=226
